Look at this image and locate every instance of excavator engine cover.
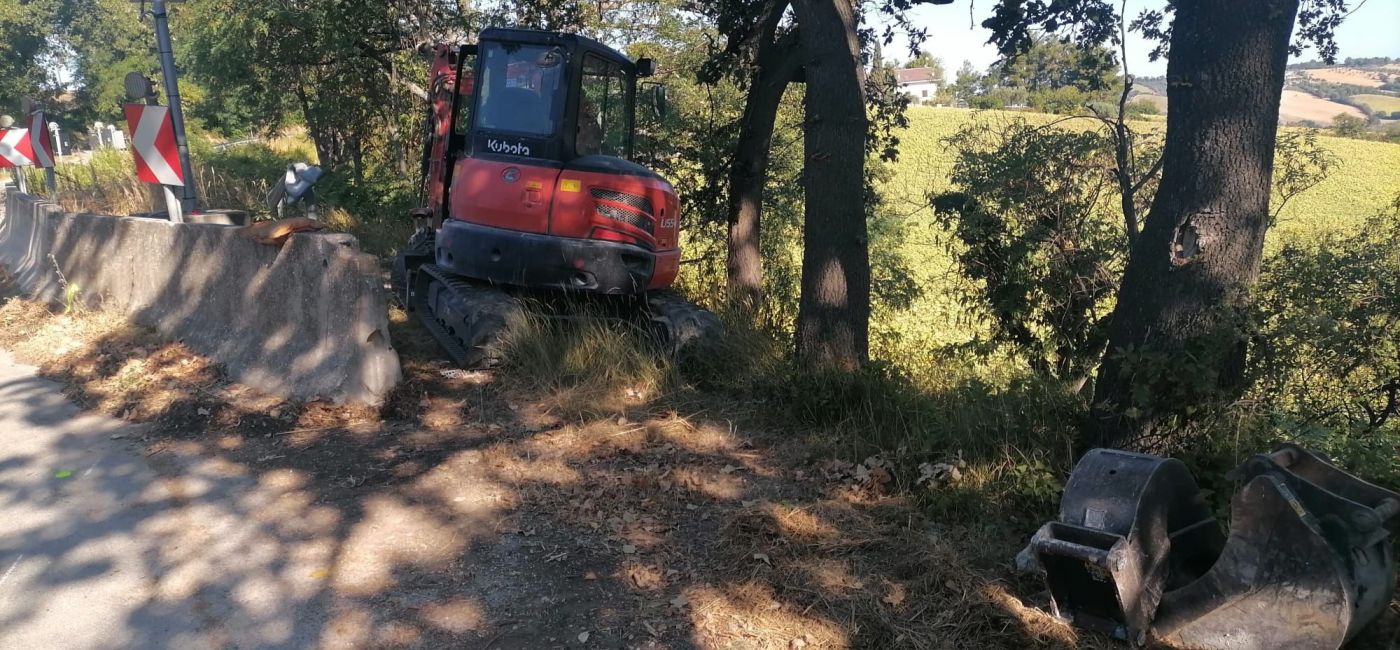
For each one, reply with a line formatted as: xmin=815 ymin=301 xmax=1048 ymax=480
xmin=1033 ymin=444 xmax=1400 ymax=649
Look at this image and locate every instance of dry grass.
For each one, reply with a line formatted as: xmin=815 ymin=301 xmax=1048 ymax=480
xmin=1279 ymin=90 xmax=1367 ymax=125
xmin=35 ymin=151 xmax=270 ymax=218
xmin=0 ymin=285 xmax=1125 ymax=648
xmin=1300 ymin=67 xmax=1390 ymax=88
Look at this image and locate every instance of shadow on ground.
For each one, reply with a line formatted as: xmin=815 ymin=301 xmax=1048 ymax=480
xmin=0 ymin=287 xmax=1395 ymax=649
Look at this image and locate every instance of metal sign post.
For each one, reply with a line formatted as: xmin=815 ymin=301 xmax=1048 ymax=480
xmin=143 ymin=0 xmax=197 ymax=214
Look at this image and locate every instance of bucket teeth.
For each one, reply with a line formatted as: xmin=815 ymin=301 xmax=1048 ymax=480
xmin=1032 ymin=444 xmax=1399 ymax=649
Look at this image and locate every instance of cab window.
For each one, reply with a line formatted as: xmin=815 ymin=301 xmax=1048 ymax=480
xmin=474 ymin=43 xmax=566 ymax=136
xmin=577 ymin=54 xmax=631 ymax=157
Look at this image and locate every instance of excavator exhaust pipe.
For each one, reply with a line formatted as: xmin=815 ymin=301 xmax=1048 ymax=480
xmin=1031 ymin=443 xmax=1399 ymax=649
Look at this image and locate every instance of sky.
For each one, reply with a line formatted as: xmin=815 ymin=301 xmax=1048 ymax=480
xmin=888 ymin=0 xmax=1400 ymax=77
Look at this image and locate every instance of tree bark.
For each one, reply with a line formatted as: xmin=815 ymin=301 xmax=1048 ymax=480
xmin=790 ymin=0 xmax=870 ymax=370
xmin=726 ymin=24 xmax=802 ymax=312
xmin=1085 ymin=0 xmax=1301 ymax=451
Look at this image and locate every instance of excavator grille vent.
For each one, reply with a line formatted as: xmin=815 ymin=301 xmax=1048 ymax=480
xmin=595 ymin=203 xmax=655 ymax=235
xmin=590 ymin=188 xmax=655 ymax=216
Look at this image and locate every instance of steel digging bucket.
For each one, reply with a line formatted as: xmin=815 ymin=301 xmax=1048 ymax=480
xmin=1152 ymin=444 xmax=1400 ymax=650
xmin=1032 ymin=444 xmax=1400 ymax=650
xmin=1028 ymin=449 xmax=1224 ymax=644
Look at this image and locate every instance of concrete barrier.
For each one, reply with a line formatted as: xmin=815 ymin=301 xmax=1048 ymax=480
xmin=0 ymin=189 xmax=401 ymax=405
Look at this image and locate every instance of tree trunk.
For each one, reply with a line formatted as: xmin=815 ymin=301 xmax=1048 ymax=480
xmin=1085 ymin=0 xmax=1300 ymax=451
xmin=726 ymin=28 xmax=801 ymax=312
xmin=790 ymin=0 xmax=870 ymax=370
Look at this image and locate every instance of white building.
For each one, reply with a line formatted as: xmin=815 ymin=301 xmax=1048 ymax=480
xmin=896 ymin=68 xmax=941 ymax=102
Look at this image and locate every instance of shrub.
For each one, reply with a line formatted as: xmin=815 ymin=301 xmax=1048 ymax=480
xmin=1253 ymin=197 xmax=1400 ymax=452
xmin=930 ymin=118 xmax=1146 ymax=389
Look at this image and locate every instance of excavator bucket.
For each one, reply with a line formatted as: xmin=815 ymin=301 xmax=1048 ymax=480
xmin=1028 ymin=449 xmax=1223 ymax=644
xmin=1152 ymin=444 xmax=1400 ymax=650
xmin=1032 ymin=444 xmax=1400 ymax=649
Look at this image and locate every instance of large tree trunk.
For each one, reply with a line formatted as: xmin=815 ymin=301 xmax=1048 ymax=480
xmin=1085 ymin=0 xmax=1300 ymax=451
xmin=790 ymin=0 xmax=870 ymax=370
xmin=726 ymin=27 xmax=802 ymax=312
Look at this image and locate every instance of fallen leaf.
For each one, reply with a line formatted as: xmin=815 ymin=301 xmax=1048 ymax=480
xmin=621 ymin=544 xmax=637 ymax=554
xmin=54 ymin=470 xmax=73 ymax=479
xmin=584 ymin=571 xmax=598 ymax=580
xmin=197 ymin=407 xmax=211 ymax=416
xmin=577 ymin=631 xmax=590 ymax=643
xmin=883 ymin=583 xmax=907 ymax=607
xmin=720 ymin=465 xmax=741 ymax=474
xmin=670 ymin=594 xmax=689 ymax=609
xmin=753 ymin=553 xmax=770 ymax=565
xmin=109 ymin=433 xmax=126 ymax=440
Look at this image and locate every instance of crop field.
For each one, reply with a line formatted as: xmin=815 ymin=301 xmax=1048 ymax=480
xmin=1354 ymin=93 xmax=1400 ymax=113
xmin=868 ymin=106 xmax=1400 ymax=378
xmin=1300 ymin=66 xmax=1390 ymax=88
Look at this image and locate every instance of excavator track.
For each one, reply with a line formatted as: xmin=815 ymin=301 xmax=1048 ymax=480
xmin=409 ymin=264 xmax=524 ymax=368
xmin=646 ymin=290 xmax=724 ymax=359
xmin=406 ymin=262 xmax=723 ymax=369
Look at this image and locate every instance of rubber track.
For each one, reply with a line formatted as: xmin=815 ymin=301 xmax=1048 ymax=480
xmin=411 ymin=264 xmax=524 ymax=368
xmin=646 ymin=290 xmax=724 ymax=359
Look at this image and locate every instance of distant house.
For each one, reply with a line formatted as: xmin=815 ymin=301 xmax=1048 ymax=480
xmin=896 ymin=67 xmax=941 ymax=102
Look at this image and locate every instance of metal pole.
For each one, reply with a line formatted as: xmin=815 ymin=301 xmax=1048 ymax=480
xmin=151 ymin=0 xmax=197 ymax=214
xmin=40 ymin=114 xmax=55 ymax=195
xmin=162 ymin=185 xmax=183 ymax=223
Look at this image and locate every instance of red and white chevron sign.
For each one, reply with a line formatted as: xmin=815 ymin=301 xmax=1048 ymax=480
xmin=27 ymin=111 xmax=54 ymax=168
xmin=0 ymin=127 xmax=35 ymax=169
xmin=123 ymin=103 xmax=184 ymax=186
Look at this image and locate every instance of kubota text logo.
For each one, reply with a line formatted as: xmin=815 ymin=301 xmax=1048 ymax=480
xmin=487 ymin=139 xmax=531 ymax=156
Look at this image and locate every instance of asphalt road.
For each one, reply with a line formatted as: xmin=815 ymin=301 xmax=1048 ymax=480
xmin=0 ymin=351 xmax=328 ymax=649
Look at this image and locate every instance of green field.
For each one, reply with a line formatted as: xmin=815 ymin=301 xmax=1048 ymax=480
xmin=1353 ymin=94 xmax=1400 ymax=113
xmin=870 ymin=106 xmax=1400 ymax=379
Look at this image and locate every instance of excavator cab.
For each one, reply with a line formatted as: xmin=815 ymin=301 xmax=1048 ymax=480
xmin=408 ymin=28 xmax=679 ymax=301
xmin=398 ymin=29 xmax=719 ymax=369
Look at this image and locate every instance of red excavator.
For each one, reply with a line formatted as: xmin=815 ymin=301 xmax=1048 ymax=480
xmin=393 ymin=28 xmax=720 ymax=367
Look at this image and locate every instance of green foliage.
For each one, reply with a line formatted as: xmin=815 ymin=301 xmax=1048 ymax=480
xmin=52 ymin=0 xmax=154 ymax=126
xmin=930 ymin=118 xmax=1149 ymax=386
xmin=1333 ymin=112 xmax=1368 ymax=138
xmin=0 ymin=0 xmax=57 ymax=107
xmin=1253 ymin=198 xmax=1400 ymax=444
xmin=1271 ymin=128 xmax=1338 ymax=221
xmin=1124 ymin=99 xmax=1161 ymax=118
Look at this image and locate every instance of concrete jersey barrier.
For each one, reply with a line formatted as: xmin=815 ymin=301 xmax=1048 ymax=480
xmin=0 ymin=189 xmax=401 ymax=405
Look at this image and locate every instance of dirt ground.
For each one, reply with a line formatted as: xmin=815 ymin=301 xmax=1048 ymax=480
xmin=1 ymin=281 xmax=1398 ymax=649
xmin=1279 ymin=90 xmax=1367 ymax=125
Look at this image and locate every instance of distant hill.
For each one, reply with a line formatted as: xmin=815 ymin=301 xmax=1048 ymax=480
xmin=1131 ymin=63 xmax=1400 ymax=125
xmin=1296 ymin=66 xmax=1395 ymax=89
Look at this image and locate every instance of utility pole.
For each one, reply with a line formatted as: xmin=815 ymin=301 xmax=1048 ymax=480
xmin=147 ymin=0 xmax=197 ymax=213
